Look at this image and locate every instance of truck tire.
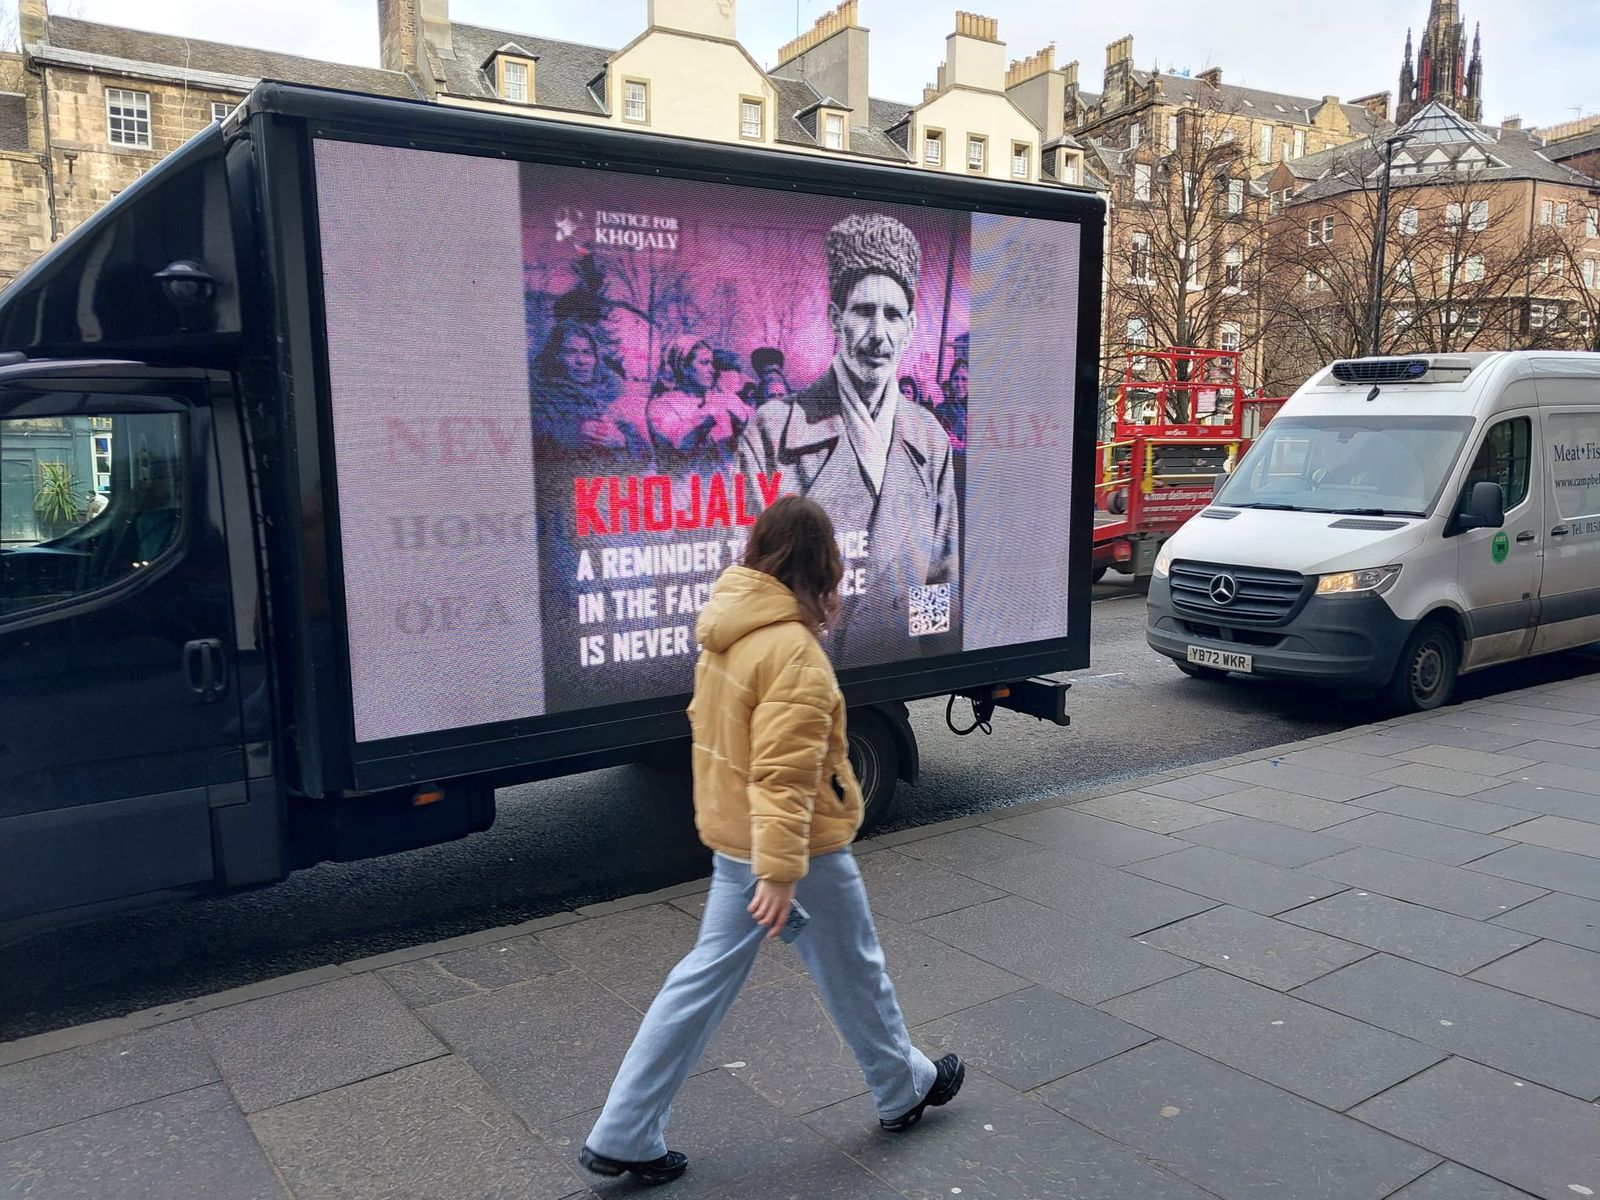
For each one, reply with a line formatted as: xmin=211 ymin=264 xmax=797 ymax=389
xmin=848 ymin=707 xmax=901 ymax=836
xmin=1382 ymin=618 xmax=1459 ymax=714
xmin=1092 ymin=566 xmax=1108 ymax=583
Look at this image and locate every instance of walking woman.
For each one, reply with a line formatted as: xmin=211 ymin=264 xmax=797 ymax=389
xmin=581 ymin=496 xmax=964 ymax=1186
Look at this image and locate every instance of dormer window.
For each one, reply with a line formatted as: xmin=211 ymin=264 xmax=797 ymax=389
xmin=490 ymin=52 xmax=536 ymax=104
xmin=740 ymin=96 xmax=764 ymax=140
xmin=823 ymin=111 xmax=846 ymax=150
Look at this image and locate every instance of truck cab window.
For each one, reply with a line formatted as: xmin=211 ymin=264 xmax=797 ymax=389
xmin=0 ymin=411 xmax=185 ymax=618
xmin=1463 ymin=417 xmax=1531 ymax=509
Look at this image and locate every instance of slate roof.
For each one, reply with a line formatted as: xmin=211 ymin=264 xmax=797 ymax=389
xmin=1285 ymin=102 xmax=1600 ymax=205
xmin=1098 ymin=69 xmax=1387 ymax=139
xmin=1545 ymin=126 xmax=1600 ymax=163
xmin=40 ymin=16 xmax=419 ymax=99
xmin=0 ymin=92 xmax=28 ymax=153
xmin=443 ymin=24 xmax=609 ymax=115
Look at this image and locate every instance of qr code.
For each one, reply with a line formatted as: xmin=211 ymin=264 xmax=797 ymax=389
xmin=909 ymin=583 xmax=951 ymax=637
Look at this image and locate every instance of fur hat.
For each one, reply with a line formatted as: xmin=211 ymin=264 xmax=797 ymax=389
xmin=825 ymin=213 xmax=921 ymax=307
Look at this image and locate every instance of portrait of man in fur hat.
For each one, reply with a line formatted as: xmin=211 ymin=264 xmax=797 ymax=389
xmin=740 ymin=212 xmax=962 ymax=667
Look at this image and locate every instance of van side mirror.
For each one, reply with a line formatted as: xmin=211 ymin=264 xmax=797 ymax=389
xmin=1213 ymin=472 xmax=1230 ymax=498
xmin=1456 ymin=481 xmax=1505 ymax=532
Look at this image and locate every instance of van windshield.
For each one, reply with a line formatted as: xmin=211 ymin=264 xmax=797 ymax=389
xmin=1217 ymin=415 xmax=1476 ymax=517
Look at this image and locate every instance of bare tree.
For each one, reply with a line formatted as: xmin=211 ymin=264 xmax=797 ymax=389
xmin=1102 ymin=88 xmax=1274 ymax=415
xmin=1262 ymin=138 xmax=1568 ymax=389
xmin=1529 ymin=197 xmax=1600 ymax=351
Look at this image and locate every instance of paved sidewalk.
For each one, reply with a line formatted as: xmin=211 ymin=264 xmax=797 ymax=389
xmin=5 ymin=679 xmax=1600 ymax=1199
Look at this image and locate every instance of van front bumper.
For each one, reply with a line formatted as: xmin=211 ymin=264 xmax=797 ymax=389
xmin=1145 ymin=576 xmax=1412 ymax=690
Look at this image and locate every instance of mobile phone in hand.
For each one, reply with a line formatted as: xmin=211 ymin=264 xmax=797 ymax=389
xmin=746 ymin=879 xmax=810 ymax=943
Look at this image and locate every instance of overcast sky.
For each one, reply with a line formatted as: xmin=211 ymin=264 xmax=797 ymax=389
xmin=72 ymin=0 xmax=1600 ymax=129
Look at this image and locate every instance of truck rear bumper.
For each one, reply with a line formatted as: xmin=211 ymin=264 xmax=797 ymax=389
xmin=1145 ymin=577 xmax=1411 ymax=690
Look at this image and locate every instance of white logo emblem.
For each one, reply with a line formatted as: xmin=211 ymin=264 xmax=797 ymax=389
xmin=1208 ymin=574 xmax=1238 ymax=605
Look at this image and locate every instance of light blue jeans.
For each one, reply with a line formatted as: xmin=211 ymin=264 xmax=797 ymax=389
xmin=586 ymin=849 xmax=936 ymax=1161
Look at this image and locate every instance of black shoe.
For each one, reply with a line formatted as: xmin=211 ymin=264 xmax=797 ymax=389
xmin=880 ymin=1054 xmax=965 ymax=1133
xmin=580 ymin=1146 xmax=689 ymax=1186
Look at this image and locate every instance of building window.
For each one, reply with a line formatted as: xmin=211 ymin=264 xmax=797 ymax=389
xmin=1587 ymin=207 xmax=1598 ymax=238
xmin=1226 ymin=178 xmax=1244 ymax=215
xmin=1305 ymin=268 xmax=1322 ymax=292
xmin=823 ymin=112 xmax=845 ymax=150
xmin=1555 ymin=202 xmax=1569 ymax=226
xmin=500 ymin=59 xmax=530 ymax=103
xmin=1551 ymin=254 xmax=1567 ymax=279
xmin=1468 ymin=200 xmax=1488 ymax=231
xmin=1061 ymin=154 xmax=1080 ymax=184
xmin=1396 ymin=257 xmax=1414 ymax=286
xmin=1394 ymin=307 xmax=1415 ymax=333
xmin=1224 ymin=246 xmax=1244 ymax=290
xmin=1128 ymin=121 xmax=1142 ymax=150
xmin=1446 ymin=202 xmax=1463 ymax=230
xmin=967 ymin=136 xmax=987 ymax=171
xmin=924 ymin=129 xmax=943 ymax=165
xmin=1133 ymin=163 xmax=1151 ymax=202
xmin=1292 ymin=128 xmax=1306 ymax=158
xmin=1322 ymin=215 xmax=1335 ymax=243
xmin=1399 ymin=206 xmax=1419 ymax=235
xmin=1540 ymin=199 xmax=1554 ymax=225
xmin=1127 ymin=317 xmax=1149 ymax=346
xmin=210 ymin=101 xmax=232 ymax=123
xmin=1011 ymin=142 xmax=1029 ymax=180
xmin=1167 ymin=114 xmax=1179 ymax=151
xmin=1531 ymin=300 xmax=1557 ymax=330
xmin=740 ymin=98 xmax=763 ymax=140
xmin=1184 ymin=241 xmax=1201 ymax=291
xmin=1129 ymin=232 xmax=1152 ymax=283
xmin=1585 ymin=258 xmax=1598 ymax=288
xmin=1257 ymin=125 xmax=1273 ymax=163
xmin=1307 ymin=217 xmax=1333 ymax=246
xmin=106 ymin=88 xmax=152 ymax=149
xmin=1219 ymin=321 xmax=1241 ymax=353
xmin=1183 ymin=172 xmax=1197 ymax=209
xmin=1465 ymin=254 xmax=1486 ymax=282
xmin=623 ymin=79 xmax=649 ymax=123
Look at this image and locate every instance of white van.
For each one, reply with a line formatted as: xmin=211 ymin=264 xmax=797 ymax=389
xmin=1145 ymin=351 xmax=1600 ymax=712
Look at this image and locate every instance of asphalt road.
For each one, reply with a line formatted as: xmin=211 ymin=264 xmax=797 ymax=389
xmin=4 ymin=574 xmax=1596 ymax=1041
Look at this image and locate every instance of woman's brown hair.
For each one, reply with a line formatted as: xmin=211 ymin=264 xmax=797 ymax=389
xmin=743 ymin=495 xmax=844 ymax=631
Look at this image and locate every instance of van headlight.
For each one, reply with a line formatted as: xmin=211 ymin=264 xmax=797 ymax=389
xmin=1153 ymin=544 xmax=1176 ymax=579
xmin=1315 ymin=565 xmax=1402 ymax=596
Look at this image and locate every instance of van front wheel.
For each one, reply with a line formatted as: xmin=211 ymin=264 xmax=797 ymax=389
xmin=1383 ymin=619 xmax=1458 ymax=713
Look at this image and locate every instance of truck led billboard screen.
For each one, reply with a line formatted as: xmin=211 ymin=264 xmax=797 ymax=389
xmin=313 ymin=139 xmax=1081 ymax=742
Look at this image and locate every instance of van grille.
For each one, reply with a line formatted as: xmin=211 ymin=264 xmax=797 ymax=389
xmin=1170 ymin=560 xmax=1308 ymax=623
xmin=1331 ymin=359 xmax=1429 ymax=384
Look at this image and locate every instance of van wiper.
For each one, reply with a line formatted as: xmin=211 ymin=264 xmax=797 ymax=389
xmin=1234 ymin=502 xmax=1305 ymax=511
xmin=1327 ymin=507 xmax=1426 ymax=518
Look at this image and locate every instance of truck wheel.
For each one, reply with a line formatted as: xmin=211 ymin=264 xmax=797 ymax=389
xmin=1176 ymin=662 xmax=1226 ymax=681
xmin=1382 ymin=619 xmax=1459 ymax=713
xmin=1092 ymin=566 xmax=1108 ymax=583
xmin=848 ymin=707 xmax=901 ymax=836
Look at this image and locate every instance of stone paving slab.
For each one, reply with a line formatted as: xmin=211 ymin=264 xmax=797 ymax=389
xmin=1348 ymin=786 xmax=1533 ymax=833
xmin=1126 ymin=845 xmax=1346 ymax=915
xmin=1466 ymin=843 xmax=1600 ymax=901
xmin=0 ymin=1083 xmax=288 ymax=1199
xmin=1467 ymin=939 xmax=1600 ymax=1018
xmin=1475 ymin=780 xmax=1600 ymax=821
xmin=1171 ymin=814 xmax=1355 ymax=867
xmin=1280 ymin=890 xmax=1537 ymax=975
xmin=1353 ymin=1057 xmax=1600 ymax=1200
xmin=1196 ymin=786 xmax=1372 ymax=831
xmin=1307 ymin=846 xmax=1547 ymax=918
xmin=1315 ymin=811 xmax=1514 ymax=865
xmin=1101 ymin=967 xmax=1445 ymax=1110
xmin=854 ymin=848 xmax=1007 ymax=923
xmin=1295 ymin=954 xmax=1600 ymax=1101
xmin=1490 ymin=891 xmax=1600 ymax=952
xmin=0 ymin=1018 xmax=217 ymax=1142
xmin=983 ymin=806 xmax=1194 ymax=865
xmin=1497 ymin=813 xmax=1600 ymax=857
xmin=803 ymin=1066 xmax=1215 ymax=1200
xmin=1040 ymin=1039 xmax=1439 ymax=1200
xmin=1212 ymin=759 xmax=1390 ymax=802
xmin=961 ymin=846 xmax=1219 ymax=935
xmin=1136 ymin=904 xmax=1373 ymax=990
xmin=911 ymin=986 xmax=1153 ymax=1092
xmin=1071 ymin=789 xmax=1237 ymax=833
xmin=916 ymin=895 xmax=1197 ymax=1004
xmin=1386 ymin=1163 xmax=1538 ymax=1199
xmin=248 ymin=1056 xmax=584 ymax=1200
xmin=195 ymin=974 xmax=445 ymax=1114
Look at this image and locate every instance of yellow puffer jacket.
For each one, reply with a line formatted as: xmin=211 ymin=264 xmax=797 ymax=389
xmin=688 ymin=566 xmax=863 ymax=883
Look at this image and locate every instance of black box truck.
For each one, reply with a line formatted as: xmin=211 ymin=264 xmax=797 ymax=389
xmin=0 ymin=83 xmax=1102 ymax=931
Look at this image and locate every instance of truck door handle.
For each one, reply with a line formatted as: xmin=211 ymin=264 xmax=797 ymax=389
xmin=1516 ymin=531 xmax=1537 ymax=543
xmin=1551 ymin=526 xmax=1570 ymax=538
xmin=183 ymin=638 xmax=228 ymax=702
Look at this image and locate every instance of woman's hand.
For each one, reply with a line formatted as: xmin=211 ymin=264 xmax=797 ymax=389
xmin=748 ymin=879 xmax=797 ymax=939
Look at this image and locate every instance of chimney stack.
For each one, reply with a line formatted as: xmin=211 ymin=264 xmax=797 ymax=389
xmin=378 ymin=0 xmax=452 ymax=95
xmin=1103 ymin=35 xmax=1134 ymax=110
xmin=944 ymin=11 xmax=1005 ymax=92
xmin=1006 ymin=46 xmax=1063 ymax=140
xmin=775 ymin=1 xmax=869 ymax=117
xmin=1198 ymin=66 xmax=1222 ymax=87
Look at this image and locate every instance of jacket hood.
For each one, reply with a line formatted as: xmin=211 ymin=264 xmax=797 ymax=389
xmin=697 ymin=567 xmax=808 ymax=652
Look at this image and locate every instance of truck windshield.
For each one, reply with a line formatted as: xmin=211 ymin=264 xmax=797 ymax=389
xmin=1217 ymin=415 xmax=1476 ymax=517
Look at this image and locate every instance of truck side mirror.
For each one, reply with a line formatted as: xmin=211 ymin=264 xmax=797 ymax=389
xmin=1456 ymin=481 xmax=1505 ymax=532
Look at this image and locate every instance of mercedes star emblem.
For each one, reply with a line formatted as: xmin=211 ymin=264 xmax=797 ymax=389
xmin=1208 ymin=574 xmax=1238 ymax=605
